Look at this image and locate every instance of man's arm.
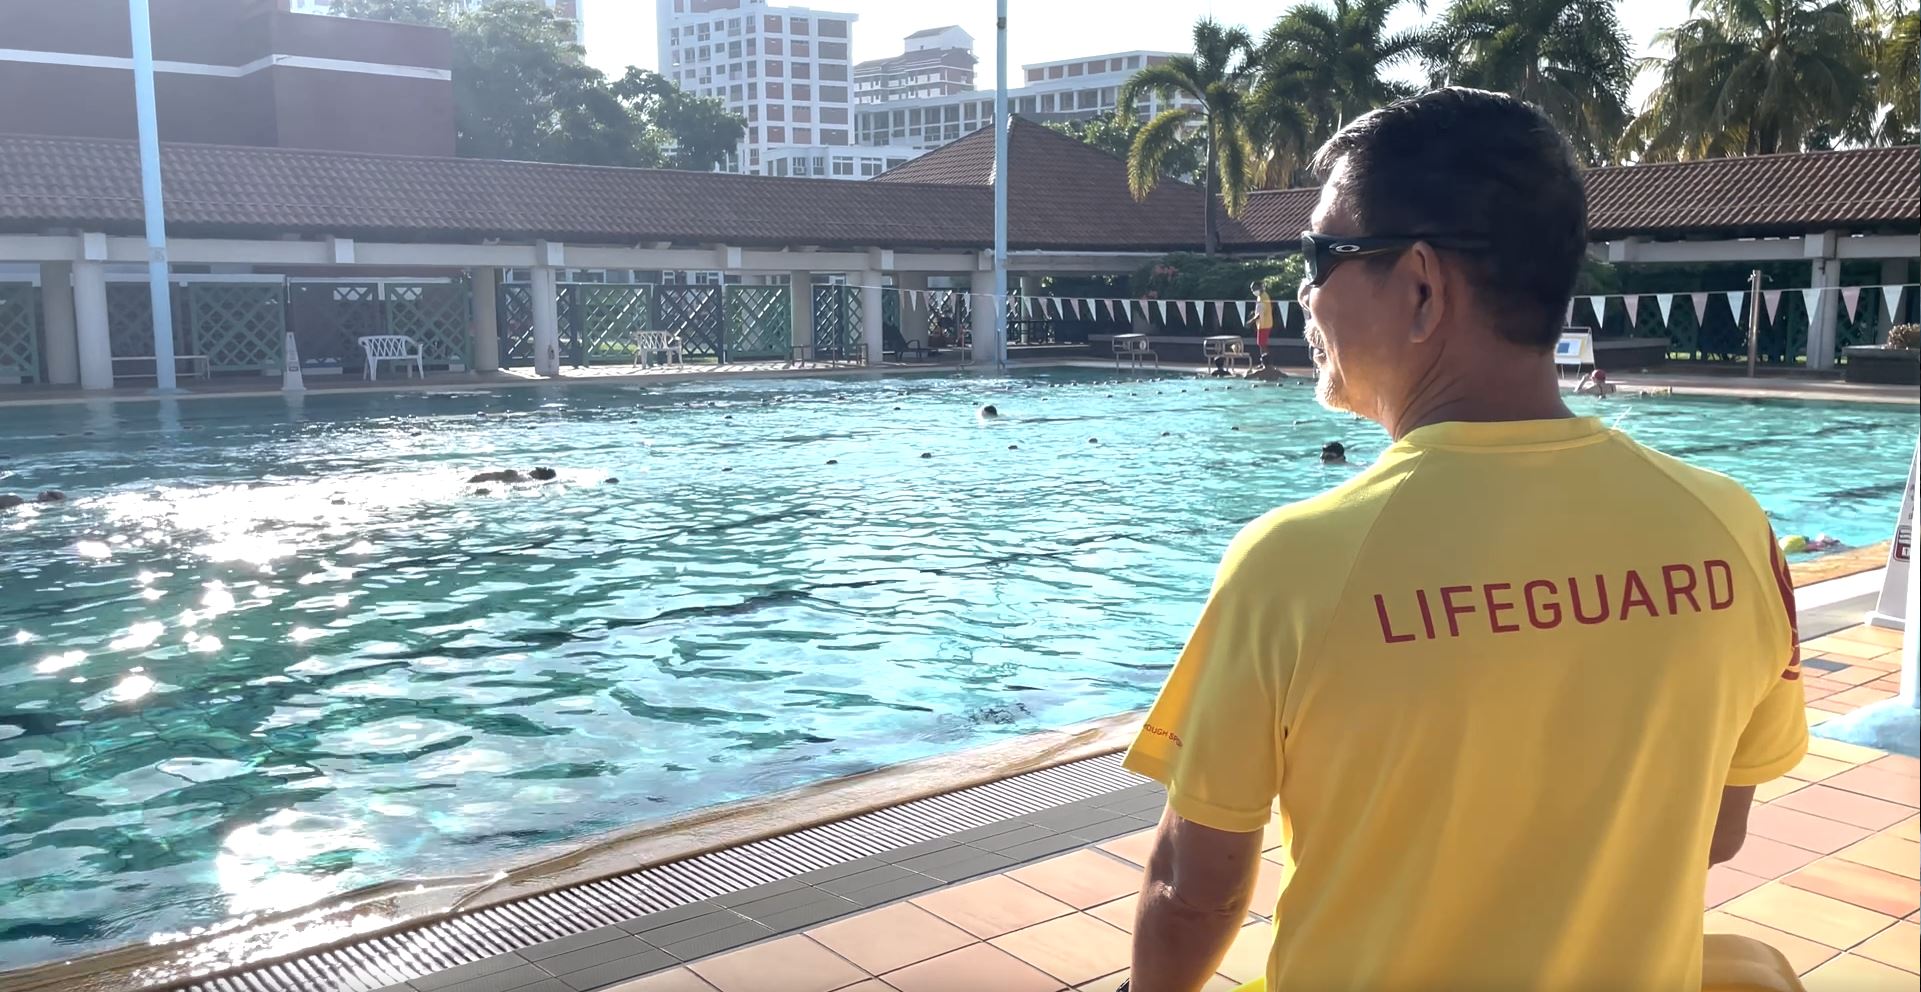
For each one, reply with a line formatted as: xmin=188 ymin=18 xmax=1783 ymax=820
xmin=1709 ymin=785 xmax=1756 ymax=865
xmin=1129 ymin=806 xmax=1264 ymax=992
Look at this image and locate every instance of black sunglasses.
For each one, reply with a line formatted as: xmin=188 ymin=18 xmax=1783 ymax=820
xmin=1300 ymin=232 xmax=1493 ymax=287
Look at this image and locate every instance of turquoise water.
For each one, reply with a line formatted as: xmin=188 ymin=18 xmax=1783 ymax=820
xmin=0 ymin=370 xmax=1912 ymax=968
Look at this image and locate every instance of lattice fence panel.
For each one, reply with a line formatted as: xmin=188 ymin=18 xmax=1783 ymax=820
xmin=812 ymin=285 xmax=863 ymax=361
xmin=726 ymin=285 xmax=789 ymax=359
xmin=191 ymin=283 xmax=286 ymax=373
xmin=0 ymin=284 xmax=40 ymax=383
xmin=577 ymin=285 xmax=653 ymax=364
xmin=288 ymin=282 xmax=380 ymax=370
xmin=106 ymin=283 xmax=191 ymax=359
xmin=387 ymin=282 xmax=471 ymax=368
xmin=657 ymin=285 xmax=723 ymax=360
xmin=497 ymin=285 xmax=535 ymax=367
xmin=881 ymin=286 xmax=900 ymax=338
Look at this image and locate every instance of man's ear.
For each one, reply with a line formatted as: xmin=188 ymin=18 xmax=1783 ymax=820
xmin=1403 ymin=243 xmax=1447 ymax=345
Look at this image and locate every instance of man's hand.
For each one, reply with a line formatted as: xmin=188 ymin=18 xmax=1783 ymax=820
xmin=1710 ymin=785 xmax=1756 ymax=865
xmin=1129 ymin=805 xmax=1265 ymax=992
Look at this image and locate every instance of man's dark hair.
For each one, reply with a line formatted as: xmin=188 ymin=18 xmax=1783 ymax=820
xmin=1311 ymin=87 xmax=1587 ymax=349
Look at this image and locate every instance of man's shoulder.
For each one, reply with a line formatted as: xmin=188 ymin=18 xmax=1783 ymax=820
xmin=1225 ymin=456 xmax=1418 ymax=571
xmin=1610 ymin=432 xmax=1769 ymax=530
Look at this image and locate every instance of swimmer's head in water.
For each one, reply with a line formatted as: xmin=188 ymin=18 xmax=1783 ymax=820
xmin=1322 ymin=442 xmax=1347 ymax=462
xmin=978 ymin=404 xmax=999 ymax=418
xmin=529 ymin=467 xmax=558 ymax=481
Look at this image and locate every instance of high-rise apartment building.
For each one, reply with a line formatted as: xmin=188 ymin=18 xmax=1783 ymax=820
xmin=852 ymin=26 xmax=974 ymax=104
xmin=294 ymin=0 xmax=586 ymax=44
xmin=655 ymin=0 xmax=914 ymax=179
xmin=855 ymin=51 xmax=1194 ymax=153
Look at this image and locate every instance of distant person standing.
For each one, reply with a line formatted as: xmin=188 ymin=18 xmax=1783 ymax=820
xmin=1252 ymin=281 xmax=1276 ymax=361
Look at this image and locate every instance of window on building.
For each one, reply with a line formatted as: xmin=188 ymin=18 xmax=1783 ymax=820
xmin=728 ymin=40 xmax=741 ymax=57
xmin=943 ymin=104 xmax=958 ymax=122
xmin=943 ymin=124 xmax=959 ymax=141
xmin=820 ymin=62 xmax=846 ymax=82
xmin=792 ymin=40 xmax=810 ymax=57
xmin=767 ymin=82 xmax=783 ymax=98
xmin=748 ymin=126 xmax=759 ymax=141
xmin=819 ymin=41 xmax=847 ymax=60
xmin=670 ymin=27 xmax=680 ymax=43
xmin=749 ymin=149 xmax=759 ymax=166
xmin=794 ymin=83 xmax=811 ymax=99
xmin=766 ymin=59 xmax=783 ymax=76
xmin=747 ymin=61 xmax=757 ymax=77
xmin=861 ymin=160 xmax=882 ymax=176
xmin=821 ymin=106 xmax=847 ymax=124
xmin=772 ymin=159 xmax=787 ymax=176
xmin=1079 ymin=89 xmax=1097 ymax=109
xmin=793 ymin=105 xmax=811 ymax=122
xmin=812 ymin=155 xmax=826 ymax=173
xmin=833 ymin=158 xmax=853 ymax=176
xmin=1040 ymin=93 xmax=1056 ymax=112
xmin=747 ymin=104 xmax=759 ymax=120
xmin=1100 ymin=86 xmax=1116 ymax=106
xmin=765 ymin=38 xmax=782 ymax=54
xmin=763 ymin=14 xmax=780 ymax=32
xmin=1128 ymin=56 xmax=1142 ymax=68
xmin=746 ymin=39 xmax=756 ymax=55
xmin=728 ymin=17 xmax=741 ymax=35
xmin=887 ymin=157 xmax=906 ymax=168
xmin=1027 ymin=68 xmax=1043 ymax=83
xmin=1048 ymin=65 xmax=1064 ymax=79
xmin=698 ymin=45 xmax=709 ymax=59
xmin=797 ymin=128 xmax=814 ymax=143
xmin=821 ymin=85 xmax=847 ymax=102
xmin=767 ymin=104 xmax=784 ymax=120
xmin=900 ymin=110 xmax=912 ymax=125
xmin=767 ymin=126 xmax=786 ymax=142
xmin=823 ymin=129 xmax=847 ymax=145
xmin=788 ymin=16 xmax=809 ymax=34
xmin=1068 ymin=62 xmax=1084 ymax=76
xmin=730 ymin=84 xmax=743 ymax=99
xmin=746 ymin=16 xmax=755 ymax=34
xmin=819 ymin=18 xmax=846 ymax=37
xmin=792 ymin=62 xmax=811 ymax=79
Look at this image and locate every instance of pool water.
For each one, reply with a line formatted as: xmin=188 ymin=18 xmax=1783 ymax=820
xmin=0 ymin=370 xmax=1912 ymax=968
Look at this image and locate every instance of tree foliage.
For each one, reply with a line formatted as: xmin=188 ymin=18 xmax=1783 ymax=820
xmin=1624 ymin=0 xmax=1875 ymax=160
xmin=1045 ymin=116 xmax=1203 ymax=182
xmin=321 ymin=0 xmax=741 ymax=170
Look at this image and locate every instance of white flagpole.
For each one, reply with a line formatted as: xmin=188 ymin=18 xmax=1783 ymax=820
xmin=129 ymin=0 xmax=179 ymax=392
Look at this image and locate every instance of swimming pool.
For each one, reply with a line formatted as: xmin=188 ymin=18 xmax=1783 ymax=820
xmin=0 ymin=370 xmax=1912 ymax=968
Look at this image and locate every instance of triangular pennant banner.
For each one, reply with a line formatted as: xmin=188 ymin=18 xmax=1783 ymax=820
xmin=1655 ymin=293 xmax=1674 ymax=325
xmin=1564 ymin=299 xmax=1575 ymax=325
xmin=1237 ymin=300 xmax=1250 ymax=324
xmin=1212 ymin=300 xmax=1226 ymax=325
xmin=1277 ymin=300 xmax=1293 ymax=326
xmin=1689 ymin=292 xmax=1709 ymax=319
xmin=1799 ymin=287 xmax=1821 ymax=323
xmin=1841 ymin=286 xmax=1860 ymax=322
xmin=1883 ymin=284 xmax=1905 ymax=320
xmin=1100 ymin=299 xmax=1114 ymax=320
xmin=1588 ymin=296 xmax=1606 ymax=322
xmin=1726 ymin=290 xmax=1745 ymax=322
xmin=1761 ymin=289 xmax=1782 ymax=323
xmin=1121 ymin=299 xmax=1134 ymax=320
xmin=1155 ymin=299 xmax=1168 ymax=323
xmin=1622 ymin=295 xmax=1640 ymax=328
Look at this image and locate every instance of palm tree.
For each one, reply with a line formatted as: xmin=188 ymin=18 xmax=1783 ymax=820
xmin=1256 ymin=0 xmax=1423 ymax=153
xmin=1623 ymin=0 xmax=1874 ymax=160
xmin=1423 ymin=0 xmax=1636 ymax=164
xmin=1867 ymin=2 xmax=1919 ymax=144
xmin=1117 ymin=19 xmax=1257 ymax=255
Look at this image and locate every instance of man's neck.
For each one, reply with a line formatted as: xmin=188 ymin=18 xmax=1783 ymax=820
xmin=1383 ymin=347 xmax=1574 ymax=441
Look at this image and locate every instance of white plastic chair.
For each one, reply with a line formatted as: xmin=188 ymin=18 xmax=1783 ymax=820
xmin=633 ymin=330 xmax=685 ymax=367
xmin=358 ymin=335 xmax=424 ymax=380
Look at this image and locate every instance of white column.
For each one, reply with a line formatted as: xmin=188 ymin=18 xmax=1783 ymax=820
xmin=530 ymin=265 xmax=560 ymax=376
xmin=470 ymin=267 xmax=500 ymax=373
xmin=860 ymin=270 xmax=884 ymax=365
xmin=73 ymin=260 xmax=112 ymax=390
xmin=39 ymin=262 xmax=78 ymax=385
xmin=789 ymin=271 xmax=814 ymax=359
xmin=1880 ymin=258 xmax=1909 ymax=341
xmin=1807 ymin=256 xmax=1842 ymax=371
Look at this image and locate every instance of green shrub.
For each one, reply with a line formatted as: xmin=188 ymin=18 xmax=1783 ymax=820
xmin=1888 ymin=324 xmax=1919 ymax=350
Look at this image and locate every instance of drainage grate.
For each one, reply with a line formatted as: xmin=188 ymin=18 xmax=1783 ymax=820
xmin=176 ymin=751 xmax=1142 ymax=992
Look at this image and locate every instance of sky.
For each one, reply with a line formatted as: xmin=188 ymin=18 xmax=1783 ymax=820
xmin=582 ymin=0 xmax=1680 ymax=106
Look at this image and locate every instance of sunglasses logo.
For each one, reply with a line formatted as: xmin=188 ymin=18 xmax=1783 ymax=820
xmin=1331 ymin=244 xmax=1362 ymax=254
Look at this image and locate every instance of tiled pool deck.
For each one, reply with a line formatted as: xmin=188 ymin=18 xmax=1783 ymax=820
xmin=343 ymin=616 xmax=1916 ymax=992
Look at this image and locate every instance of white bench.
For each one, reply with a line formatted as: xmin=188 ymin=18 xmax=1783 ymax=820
xmin=633 ymin=330 xmax=684 ymax=367
xmin=358 ymin=335 xmax=424 ymax=380
xmin=112 ymin=354 xmax=211 ymax=381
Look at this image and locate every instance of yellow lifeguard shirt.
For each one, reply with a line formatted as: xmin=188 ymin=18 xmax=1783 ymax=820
xmin=1255 ymin=290 xmax=1275 ymax=332
xmin=1124 ymin=417 xmax=1806 ymax=992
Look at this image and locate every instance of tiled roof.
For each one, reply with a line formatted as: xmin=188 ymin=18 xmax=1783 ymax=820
xmin=1224 ymin=145 xmax=1920 ymax=247
xmin=1582 ymin=145 xmax=1920 ymax=240
xmin=1 ymin=130 xmax=1912 ymax=255
xmin=873 ymin=117 xmax=1239 ymax=250
xmin=0 ymin=133 xmax=989 ymax=249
